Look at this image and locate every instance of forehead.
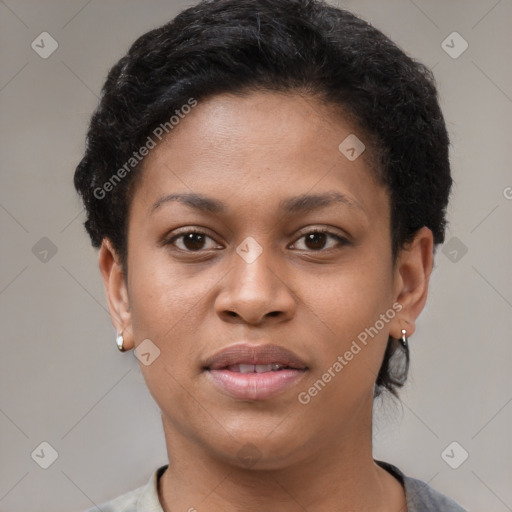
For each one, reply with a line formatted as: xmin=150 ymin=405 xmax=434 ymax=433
xmin=130 ymin=91 xmax=387 ymax=220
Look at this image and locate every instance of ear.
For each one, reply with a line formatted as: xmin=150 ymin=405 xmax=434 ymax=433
xmin=389 ymin=227 xmax=434 ymax=340
xmin=98 ymin=238 xmax=134 ymax=350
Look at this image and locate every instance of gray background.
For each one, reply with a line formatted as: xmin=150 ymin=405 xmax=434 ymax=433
xmin=1 ymin=0 xmax=511 ymax=510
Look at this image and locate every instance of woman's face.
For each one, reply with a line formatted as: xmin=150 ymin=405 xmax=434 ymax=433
xmin=103 ymin=91 xmax=425 ymax=469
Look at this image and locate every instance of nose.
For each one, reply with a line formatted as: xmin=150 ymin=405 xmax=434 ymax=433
xmin=214 ymin=246 xmax=296 ymax=326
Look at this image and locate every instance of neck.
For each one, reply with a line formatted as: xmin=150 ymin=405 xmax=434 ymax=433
xmin=158 ymin=400 xmax=405 ymax=511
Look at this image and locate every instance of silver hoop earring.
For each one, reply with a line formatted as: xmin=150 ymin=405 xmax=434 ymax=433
xmin=116 ymin=331 xmax=126 ymax=352
xmin=400 ymin=329 xmax=408 ymax=349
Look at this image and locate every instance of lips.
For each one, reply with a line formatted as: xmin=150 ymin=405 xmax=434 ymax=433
xmin=227 ymin=363 xmax=287 ymax=373
xmin=203 ymin=343 xmax=308 ymax=400
xmin=203 ymin=344 xmax=308 ymax=371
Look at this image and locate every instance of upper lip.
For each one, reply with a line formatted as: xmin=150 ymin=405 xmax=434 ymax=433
xmin=203 ymin=343 xmax=308 ymax=370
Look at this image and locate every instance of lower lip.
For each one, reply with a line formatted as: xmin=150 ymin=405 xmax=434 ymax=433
xmin=206 ymin=368 xmax=306 ymax=400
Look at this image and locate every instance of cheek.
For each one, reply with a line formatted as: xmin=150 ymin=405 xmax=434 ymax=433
xmin=295 ymin=253 xmax=394 ymax=397
xmin=128 ymin=247 xmax=208 ymax=338
xmin=300 ymin=257 xmax=393 ymax=341
xmin=127 ymin=248 xmax=238 ymax=394
xmin=126 ymin=252 xmax=210 ymax=413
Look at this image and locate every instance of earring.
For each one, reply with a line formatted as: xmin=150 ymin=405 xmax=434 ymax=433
xmin=116 ymin=331 xmax=126 ymax=352
xmin=400 ymin=329 xmax=408 ymax=349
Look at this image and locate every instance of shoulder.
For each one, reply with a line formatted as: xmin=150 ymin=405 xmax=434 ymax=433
xmin=84 ymin=487 xmax=142 ymax=512
xmin=376 ymin=460 xmax=467 ymax=512
xmin=404 ymin=474 xmax=467 ymax=512
xmin=84 ymin=465 xmax=167 ymax=512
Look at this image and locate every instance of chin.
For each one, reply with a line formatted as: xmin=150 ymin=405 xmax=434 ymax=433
xmin=204 ymin=427 xmax=312 ymax=472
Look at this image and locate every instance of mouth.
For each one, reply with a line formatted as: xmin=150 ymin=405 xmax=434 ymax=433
xmin=223 ymin=363 xmax=301 ymax=373
xmin=203 ymin=343 xmax=308 ymax=400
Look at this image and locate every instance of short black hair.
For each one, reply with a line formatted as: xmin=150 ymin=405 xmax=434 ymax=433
xmin=74 ymin=0 xmax=451 ymax=398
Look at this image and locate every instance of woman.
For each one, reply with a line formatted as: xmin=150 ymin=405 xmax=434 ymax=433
xmin=74 ymin=0 xmax=467 ymax=510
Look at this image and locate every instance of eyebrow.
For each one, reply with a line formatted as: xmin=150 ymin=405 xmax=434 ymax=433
xmin=151 ymin=193 xmax=225 ymax=214
xmin=150 ymin=191 xmax=366 ymax=216
xmin=279 ymin=191 xmax=366 ymax=215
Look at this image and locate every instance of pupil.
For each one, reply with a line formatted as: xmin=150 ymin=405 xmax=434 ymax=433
xmin=305 ymin=232 xmax=326 ymax=250
xmin=184 ymin=233 xmax=205 ymax=250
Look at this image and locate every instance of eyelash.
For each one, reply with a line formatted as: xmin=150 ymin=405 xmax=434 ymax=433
xmin=165 ymin=227 xmax=349 ymax=253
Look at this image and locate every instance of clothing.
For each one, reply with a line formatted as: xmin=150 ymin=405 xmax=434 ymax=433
xmin=86 ymin=461 xmax=467 ymax=512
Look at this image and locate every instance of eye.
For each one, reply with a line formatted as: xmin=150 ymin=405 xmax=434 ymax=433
xmin=166 ymin=229 xmax=221 ymax=252
xmin=290 ymin=229 xmax=349 ymax=251
xmin=164 ymin=228 xmax=348 ymax=253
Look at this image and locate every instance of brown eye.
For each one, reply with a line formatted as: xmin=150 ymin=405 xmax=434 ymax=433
xmin=166 ymin=230 xmax=221 ymax=252
xmin=181 ymin=232 xmax=206 ymax=251
xmin=290 ymin=229 xmax=349 ymax=251
xmin=304 ymin=232 xmax=328 ymax=250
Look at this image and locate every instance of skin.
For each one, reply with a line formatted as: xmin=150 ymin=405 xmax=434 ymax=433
xmin=99 ymin=91 xmax=433 ymax=511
